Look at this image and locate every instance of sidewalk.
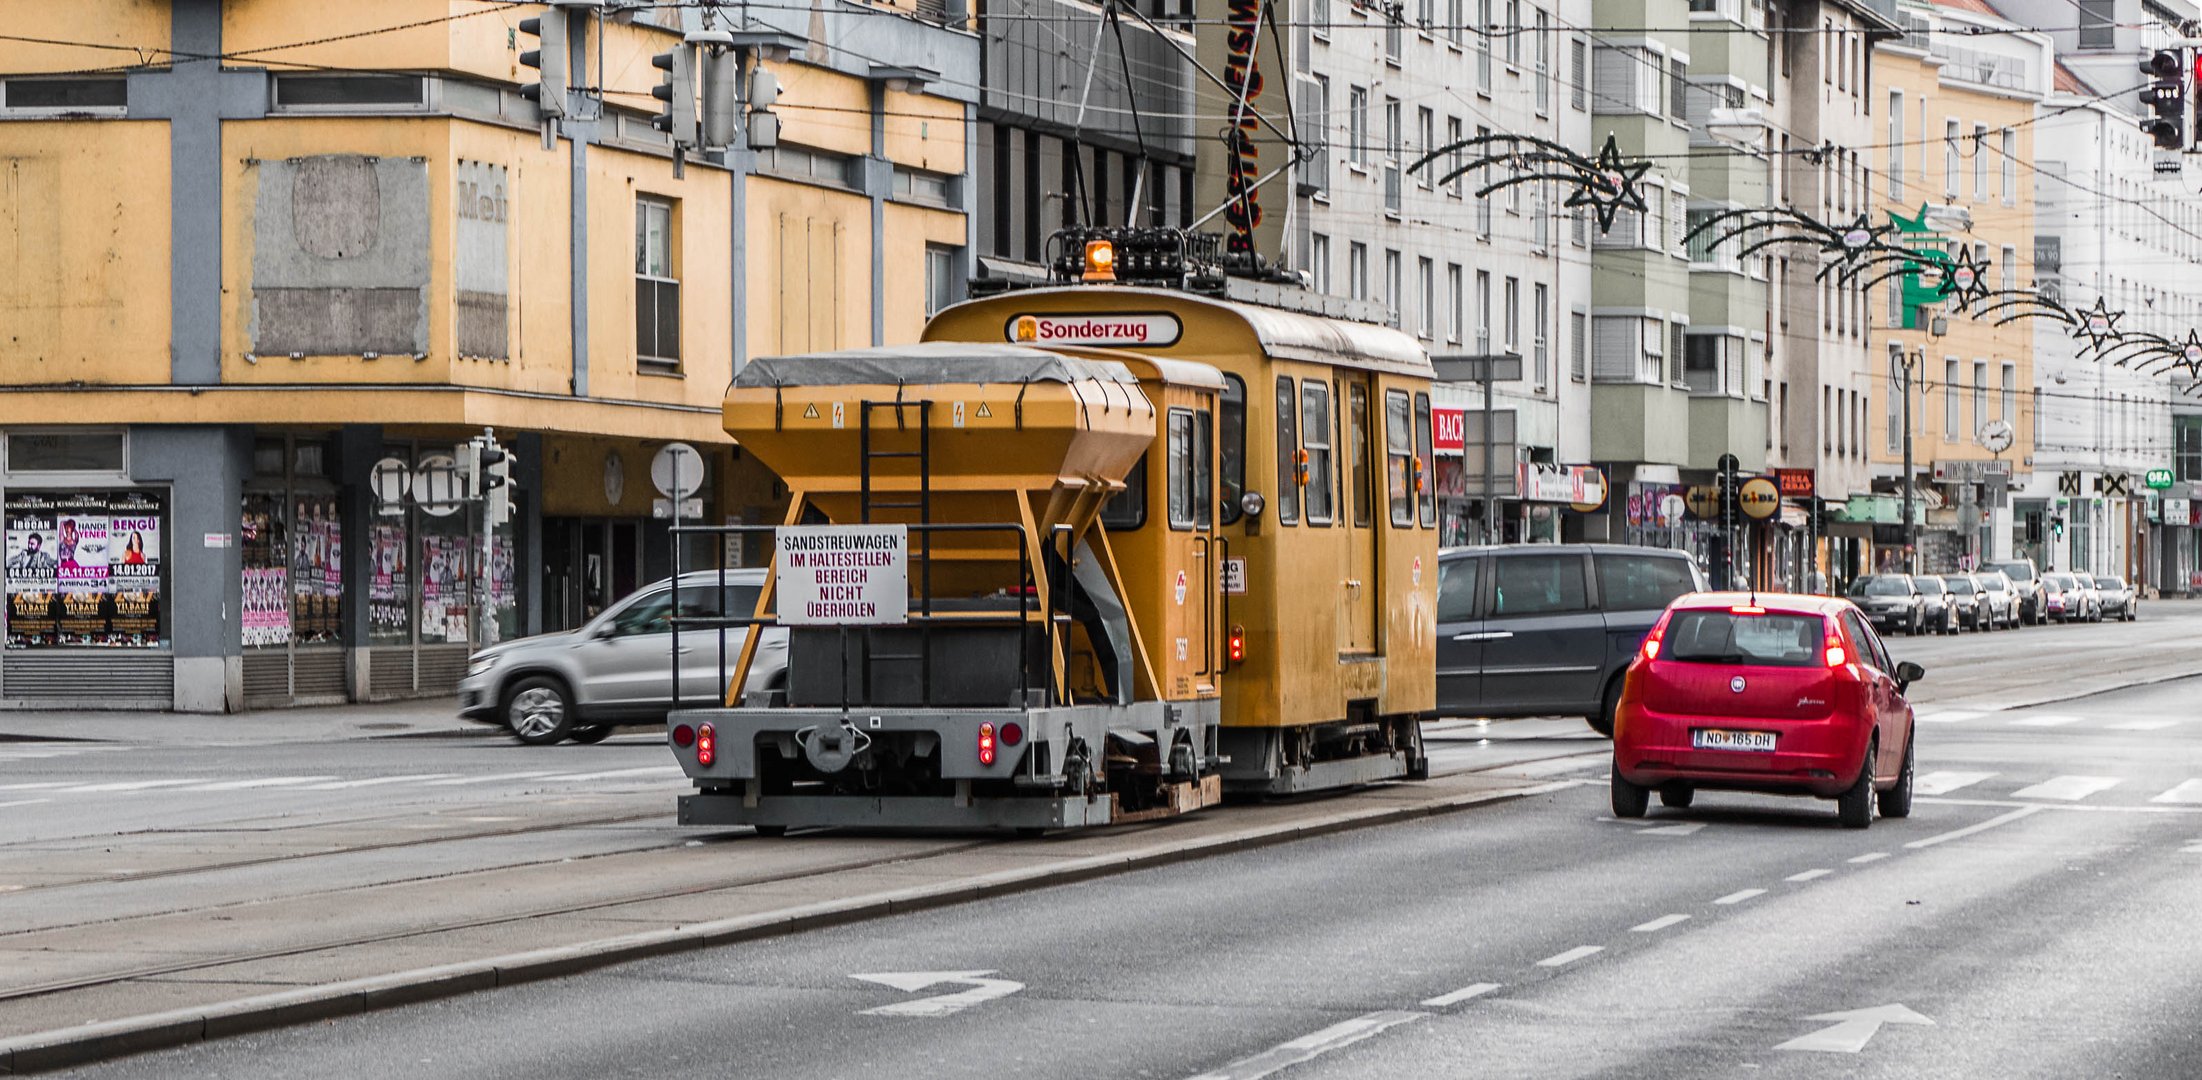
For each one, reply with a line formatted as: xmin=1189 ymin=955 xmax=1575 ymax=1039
xmin=0 ymin=698 xmax=480 ymax=748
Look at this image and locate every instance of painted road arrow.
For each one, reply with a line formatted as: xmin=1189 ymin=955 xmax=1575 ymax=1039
xmin=1776 ymin=1003 xmax=1934 ymax=1053
xmin=850 ymin=970 xmax=1025 ymax=1017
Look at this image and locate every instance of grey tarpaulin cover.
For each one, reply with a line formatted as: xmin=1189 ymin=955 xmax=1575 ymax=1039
xmin=734 ymin=343 xmax=1138 ymax=389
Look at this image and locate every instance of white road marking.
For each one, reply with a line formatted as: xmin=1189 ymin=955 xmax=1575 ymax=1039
xmin=1419 ymin=983 xmax=1502 ymax=1008
xmin=1904 ymin=805 xmax=2043 ymax=849
xmin=1785 ymin=869 xmax=1833 ymax=882
xmin=2007 ymin=714 xmax=2081 ymax=727
xmin=1498 ymin=751 xmax=1614 ymax=777
xmin=1918 ymin=797 xmax=2202 ymax=815
xmin=1536 ymin=945 xmax=1604 ymax=967
xmin=1913 ymin=771 xmax=1996 ymax=796
xmin=1631 ymin=914 xmax=1690 ymax=933
xmin=2010 ymin=775 xmax=2123 ymax=801
xmin=0 ymin=798 xmax=51 ymax=810
xmin=0 ymin=782 xmax=73 ymax=791
xmin=2149 ymin=780 xmax=2202 ymax=805
xmin=1183 ymin=1011 xmax=1428 ymax=1080
xmin=299 ymin=774 xmax=461 ymax=790
xmin=421 ymin=771 xmax=572 ymax=786
xmin=1776 ymin=1004 xmax=1934 ymax=1054
xmin=1714 ymin=888 xmax=1767 ymax=905
xmin=61 ymin=779 xmax=210 ymax=793
xmin=1914 ymin=710 xmax=1983 ymax=724
xmin=2108 ymin=720 xmax=2178 ymax=731
xmin=851 ymin=970 xmax=1025 ymax=1018
xmin=1847 ymin=852 xmax=1890 ymax=863
xmin=543 ymin=765 xmax=686 ymax=782
xmin=1639 ymin=822 xmax=1707 ymax=836
xmin=179 ymin=776 xmax=340 ymax=791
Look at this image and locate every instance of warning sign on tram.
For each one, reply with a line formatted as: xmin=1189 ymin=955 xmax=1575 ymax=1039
xmin=775 ymin=525 xmax=909 ymax=626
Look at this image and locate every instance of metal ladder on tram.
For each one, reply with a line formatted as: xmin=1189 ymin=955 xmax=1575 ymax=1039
xmin=858 ymin=399 xmax=933 ymax=704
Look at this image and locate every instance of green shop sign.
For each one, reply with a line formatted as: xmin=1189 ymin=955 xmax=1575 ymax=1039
xmin=2145 ymin=468 xmax=2175 ymax=490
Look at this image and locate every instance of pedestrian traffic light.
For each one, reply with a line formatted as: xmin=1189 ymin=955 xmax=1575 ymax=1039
xmin=2051 ymin=514 xmax=2066 ymax=539
xmin=747 ymin=68 xmax=782 ymax=151
xmin=2140 ymin=50 xmax=2185 ymax=150
xmin=651 ymin=44 xmax=699 ymax=148
xmin=518 ymin=7 xmax=568 ymax=119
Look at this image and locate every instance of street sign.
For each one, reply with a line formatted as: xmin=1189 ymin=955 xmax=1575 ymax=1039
xmin=2098 ymin=472 xmax=2130 ymax=496
xmin=651 ymin=442 xmax=705 ymax=498
xmin=775 ymin=525 xmax=908 ymax=625
xmin=2167 ymin=496 xmax=2192 ymax=524
xmin=1430 ymin=353 xmax=1524 ymax=383
xmin=412 ymin=454 xmax=464 ymax=517
xmin=1737 ymin=476 xmax=1781 ymax=520
xmin=369 ymin=457 xmax=412 ymax=506
xmin=2057 ymin=471 xmax=2082 ymax=496
xmin=2145 ymin=467 xmax=2176 ymax=490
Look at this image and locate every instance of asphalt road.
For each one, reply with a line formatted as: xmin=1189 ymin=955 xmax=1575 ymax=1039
xmin=44 ymin=621 xmax=2202 ymax=1079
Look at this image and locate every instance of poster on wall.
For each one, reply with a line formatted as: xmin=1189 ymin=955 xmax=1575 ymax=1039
xmin=421 ymin=535 xmax=469 ymax=644
xmin=5 ymin=494 xmax=60 ymax=647
xmin=7 ymin=491 xmax=165 ymax=648
xmin=368 ymin=523 xmax=409 ymax=637
xmin=242 ymin=566 xmax=292 ymax=647
xmin=106 ymin=492 xmax=164 ymax=646
xmin=289 ymin=497 xmax=342 ymax=643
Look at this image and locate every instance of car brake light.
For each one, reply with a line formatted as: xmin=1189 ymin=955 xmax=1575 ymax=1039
xmin=979 ymin=722 xmax=997 ymax=766
xmin=672 ymin=723 xmax=695 ymax=748
xmin=1825 ymin=644 xmax=1847 ymax=668
xmin=1228 ymin=625 xmax=1246 ymax=664
xmin=1731 ymin=605 xmax=1765 ymax=614
xmin=1641 ymin=637 xmax=1661 ymax=660
xmin=696 ymin=723 xmax=716 ymax=767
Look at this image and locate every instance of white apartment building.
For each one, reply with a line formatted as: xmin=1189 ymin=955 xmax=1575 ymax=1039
xmin=1293 ymin=0 xmax=1596 ymax=543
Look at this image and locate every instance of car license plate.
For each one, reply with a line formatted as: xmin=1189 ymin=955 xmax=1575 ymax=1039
xmin=1691 ymin=729 xmax=1776 ymax=752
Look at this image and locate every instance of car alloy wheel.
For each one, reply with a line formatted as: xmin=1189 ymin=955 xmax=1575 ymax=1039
xmin=505 ymin=676 xmax=575 ymax=746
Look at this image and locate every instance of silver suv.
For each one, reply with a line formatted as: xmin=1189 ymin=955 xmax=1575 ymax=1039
xmin=459 ymin=570 xmax=786 ymax=745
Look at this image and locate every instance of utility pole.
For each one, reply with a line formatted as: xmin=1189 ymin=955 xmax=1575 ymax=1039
xmin=1900 ymin=345 xmax=1919 ymax=574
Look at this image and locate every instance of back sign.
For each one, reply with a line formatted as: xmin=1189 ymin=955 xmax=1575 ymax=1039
xmin=776 ymin=525 xmax=909 ymax=625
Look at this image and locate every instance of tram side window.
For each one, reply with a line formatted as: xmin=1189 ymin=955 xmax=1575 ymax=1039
xmin=1275 ymin=376 xmax=1300 ymax=525
xmin=1220 ymin=375 xmax=1247 ymax=525
xmin=1415 ymin=391 xmax=1437 ymax=527
xmin=1301 ymin=380 xmax=1336 ymax=524
xmin=1166 ymin=408 xmax=1212 ymax=530
xmin=1349 ymin=383 xmax=1374 ymax=527
xmin=1101 ymin=454 xmax=1148 ymax=531
xmin=1385 ymin=389 xmax=1414 ymax=526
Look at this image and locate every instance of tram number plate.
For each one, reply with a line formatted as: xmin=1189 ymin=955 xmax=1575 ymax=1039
xmin=1691 ymin=729 xmax=1776 ymax=752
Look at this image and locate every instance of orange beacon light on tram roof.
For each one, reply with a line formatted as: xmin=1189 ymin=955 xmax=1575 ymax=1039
xmin=1082 ymin=239 xmax=1117 ymax=282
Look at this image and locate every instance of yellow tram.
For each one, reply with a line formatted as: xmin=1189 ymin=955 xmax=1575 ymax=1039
xmin=669 ymin=231 xmax=1438 ymax=831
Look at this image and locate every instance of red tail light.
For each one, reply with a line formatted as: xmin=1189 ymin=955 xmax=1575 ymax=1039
xmin=1640 ymin=610 xmax=1673 ymax=661
xmin=672 ymin=723 xmax=695 ymax=748
xmin=978 ymin=722 xmax=996 ymax=766
xmin=1000 ymin=721 xmax=1024 ymax=747
xmin=1227 ymin=625 xmax=1246 ymax=664
xmin=696 ymin=723 xmax=716 ymax=767
xmin=1825 ymin=644 xmax=1847 ymax=668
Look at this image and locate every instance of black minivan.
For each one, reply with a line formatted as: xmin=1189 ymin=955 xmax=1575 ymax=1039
xmin=1435 ymin=544 xmax=1707 ymax=736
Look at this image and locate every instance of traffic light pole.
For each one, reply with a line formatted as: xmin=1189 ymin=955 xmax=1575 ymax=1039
xmin=1901 ymin=347 xmax=1918 ymax=574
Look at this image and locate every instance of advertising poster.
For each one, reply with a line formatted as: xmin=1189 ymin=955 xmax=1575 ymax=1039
xmin=54 ymin=494 xmax=111 ymax=645
xmin=368 ymin=523 xmax=409 ymax=637
xmin=290 ymin=497 xmax=342 ymax=642
xmin=5 ymin=494 xmax=60 ymax=647
xmin=242 ymin=566 xmax=293 ymax=647
xmin=106 ymin=492 xmax=164 ymax=646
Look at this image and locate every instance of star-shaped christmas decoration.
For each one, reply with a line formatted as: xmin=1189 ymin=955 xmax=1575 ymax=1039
xmin=2179 ymin=329 xmax=2202 ymax=371
xmin=2068 ymin=296 xmax=2123 ymax=352
xmin=1827 ymin=213 xmax=1891 ymax=257
xmin=1936 ymin=247 xmax=1992 ymax=310
xmin=1564 ymin=135 xmax=1652 ymax=235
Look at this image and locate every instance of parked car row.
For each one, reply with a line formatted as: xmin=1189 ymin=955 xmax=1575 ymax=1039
xmin=1845 ymin=559 xmax=2137 ymax=635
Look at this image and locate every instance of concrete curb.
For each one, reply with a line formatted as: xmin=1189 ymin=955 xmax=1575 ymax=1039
xmin=0 ymin=777 xmax=1578 ymax=1075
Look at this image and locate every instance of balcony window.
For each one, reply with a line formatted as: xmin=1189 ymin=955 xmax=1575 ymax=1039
xmin=635 ymin=198 xmax=681 ymax=370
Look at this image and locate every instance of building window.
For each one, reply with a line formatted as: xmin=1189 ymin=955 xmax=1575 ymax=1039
xmin=1972 ymin=360 xmax=1987 ymax=441
xmin=1888 ymin=91 xmax=1904 ymax=199
xmin=1311 ymin=233 xmax=1332 ymax=294
xmin=1944 ymin=358 xmax=1960 ymax=437
xmin=2078 ymin=0 xmax=2115 ymax=48
xmin=2 ymin=77 xmax=128 ymax=112
xmin=1349 ymin=242 xmax=1369 ymax=300
xmin=1973 ymin=124 xmax=1988 ymax=200
xmin=1418 ymin=257 xmax=1436 ymax=340
xmin=1447 ymin=263 xmax=1464 ymax=344
xmin=1416 ymin=107 xmax=1435 ymax=189
xmin=1348 ymin=87 xmax=1369 ymax=165
xmin=924 ymin=245 xmax=957 ymax=315
xmin=1309 ymin=76 xmax=1332 ymax=195
xmin=1534 ymin=10 xmax=1552 ymax=113
xmin=2001 ymin=361 xmax=2017 ymax=423
xmin=2001 ymin=245 xmax=2017 ymax=295
xmin=1505 ymin=0 xmax=1522 ymax=65
xmin=1532 ymin=284 xmax=1549 ymax=387
xmin=1384 ymin=250 xmax=1404 ymax=328
xmin=1570 ymin=38 xmax=1588 ymax=110
xmin=1943 ymin=119 xmax=1959 ymax=199
xmin=635 ymin=197 xmax=681 ymax=369
xmin=1477 ymin=0 xmax=1494 ymax=90
xmin=1476 ymin=270 xmax=1492 ymax=353
xmin=6 ymin=431 xmax=127 ymax=473
xmin=1570 ymin=310 xmax=1586 ymax=381
xmin=2002 ymin=130 xmax=2017 ymax=205
xmin=1446 ymin=117 xmax=1464 ymax=198
xmin=1384 ymin=98 xmax=1403 ymax=213
xmin=1503 ymin=276 xmax=1520 ymax=355
xmin=1475 ymin=126 xmax=1493 ymax=236
xmin=271 ymin=74 xmax=429 ymax=109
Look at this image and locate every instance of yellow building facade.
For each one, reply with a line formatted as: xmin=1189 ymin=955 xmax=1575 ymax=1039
xmin=0 ymin=1 xmax=976 ymax=709
xmin=1868 ymin=1 xmax=2048 ymax=572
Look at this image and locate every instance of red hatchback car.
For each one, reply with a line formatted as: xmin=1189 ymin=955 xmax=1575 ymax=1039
xmin=1611 ymin=592 xmax=1923 ymax=828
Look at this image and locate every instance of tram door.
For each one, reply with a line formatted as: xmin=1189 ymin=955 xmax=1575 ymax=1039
xmin=1161 ymin=391 xmax=1217 ymax=697
xmin=1341 ymin=375 xmax=1379 ymax=654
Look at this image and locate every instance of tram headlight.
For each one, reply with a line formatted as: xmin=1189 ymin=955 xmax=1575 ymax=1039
xmin=1239 ymin=491 xmax=1266 ymax=518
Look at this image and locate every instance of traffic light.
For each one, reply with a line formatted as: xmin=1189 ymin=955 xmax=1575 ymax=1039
xmin=2051 ymin=514 xmax=2066 ymax=540
xmin=695 ymin=33 xmax=740 ymax=150
xmin=747 ymin=68 xmax=782 ymax=150
xmin=2140 ymin=50 xmax=2185 ymax=150
xmin=479 ymin=441 xmax=513 ymax=526
xmin=651 ymin=43 xmax=698 ymax=148
xmin=518 ymin=6 xmax=568 ymax=119
xmin=456 ymin=439 xmax=483 ymax=499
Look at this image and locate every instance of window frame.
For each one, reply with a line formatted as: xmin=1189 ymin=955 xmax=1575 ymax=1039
xmin=634 ymin=196 xmax=682 ymax=369
xmin=1300 ymin=380 xmax=1337 ymax=525
xmin=1165 ymin=407 xmax=1213 ymax=531
xmin=1385 ymin=389 xmax=1415 ymax=527
xmin=1220 ymin=375 xmax=1248 ymax=525
xmin=1275 ymin=376 xmax=1302 ymax=525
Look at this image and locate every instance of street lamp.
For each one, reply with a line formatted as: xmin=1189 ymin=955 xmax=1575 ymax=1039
xmin=1892 ymin=341 xmax=1922 ymax=574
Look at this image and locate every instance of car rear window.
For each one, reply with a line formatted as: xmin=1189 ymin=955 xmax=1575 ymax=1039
xmin=1992 ymin=562 xmax=2035 ymax=582
xmin=2100 ymin=577 xmax=2126 ymax=589
xmin=1946 ymin=577 xmax=1975 ymax=594
xmin=1851 ymin=576 xmax=1910 ymax=597
xmin=1663 ymin=610 xmax=1826 ymax=668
